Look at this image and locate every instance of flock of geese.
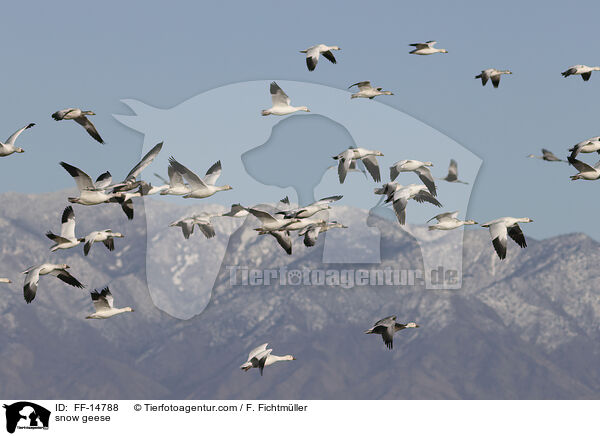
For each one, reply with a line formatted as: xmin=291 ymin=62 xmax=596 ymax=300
xmin=0 ymin=39 xmax=596 ymax=375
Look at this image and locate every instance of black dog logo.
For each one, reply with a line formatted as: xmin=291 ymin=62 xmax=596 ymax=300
xmin=3 ymin=402 xmax=50 ymax=433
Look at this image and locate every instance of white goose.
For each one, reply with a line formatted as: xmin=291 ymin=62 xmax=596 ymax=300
xmin=348 ymin=81 xmax=393 ymax=99
xmin=475 ymin=68 xmax=512 ymax=88
xmin=0 ymin=123 xmax=35 ymax=157
xmin=157 ymin=165 xmax=192 ymax=196
xmin=168 ymin=157 xmax=232 ymax=199
xmin=59 ymin=162 xmax=124 ymax=205
xmin=568 ymin=137 xmax=600 ymax=159
xmin=409 ymin=40 xmax=448 ymax=55
xmin=561 ymin=65 xmax=600 ymax=81
xmin=567 ymin=156 xmax=600 ymax=180
xmin=86 ymin=287 xmax=134 ymax=319
xmin=247 ymin=208 xmax=300 ymax=232
xmin=170 ymin=213 xmax=216 ymax=239
xmin=52 ymin=108 xmax=104 ymax=143
xmin=527 ymin=149 xmax=564 ymax=162
xmin=389 ymin=160 xmax=437 ymax=195
xmin=333 ymin=147 xmax=384 ymax=183
xmin=220 ymin=203 xmax=249 ymax=218
xmin=300 ymin=44 xmax=341 ymax=71
xmin=46 ymin=206 xmax=82 ymax=251
xmin=298 ymin=221 xmax=347 ymax=247
xmin=83 ymin=230 xmax=124 ymax=256
xmin=384 ymin=184 xmax=442 ymax=225
xmin=481 ymin=217 xmax=533 ymax=260
xmin=276 ymin=195 xmax=343 ymax=219
xmin=427 ymin=211 xmax=477 ymax=230
xmin=439 ymin=159 xmax=469 ymax=183
xmin=261 ymin=82 xmax=310 ymax=116
xmin=365 ymin=316 xmax=419 ymax=350
xmin=240 ymin=343 xmax=296 ymax=376
xmin=22 ymin=263 xmax=84 ymax=303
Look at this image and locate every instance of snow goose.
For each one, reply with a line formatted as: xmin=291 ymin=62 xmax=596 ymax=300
xmin=475 ymin=68 xmax=512 ymax=88
xmin=167 ymin=157 xmax=232 ymax=199
xmin=112 ymin=142 xmax=164 ymax=193
xmin=333 ymin=147 xmax=384 ymax=183
xmin=46 ymin=206 xmax=82 ymax=251
xmin=348 ymin=81 xmax=393 ymax=99
xmin=409 ymin=40 xmax=448 ymax=55
xmin=83 ymin=230 xmax=124 ymax=256
xmin=300 ymin=44 xmax=341 ymax=71
xmin=527 ymin=149 xmax=564 ymax=162
xmin=247 ymin=208 xmax=300 ymax=232
xmin=298 ymin=221 xmax=347 ymax=247
xmin=170 ymin=213 xmax=216 ymax=239
xmin=158 ymin=164 xmax=192 ymax=196
xmin=52 ymin=108 xmax=104 ymax=143
xmin=567 ymin=156 xmax=600 ymax=180
xmin=276 ymin=195 xmax=343 ymax=219
xmin=0 ymin=123 xmax=35 ymax=157
xmin=561 ymin=65 xmax=600 ymax=81
xmin=22 ymin=263 xmax=84 ymax=303
xmin=384 ymin=184 xmax=442 ymax=225
xmin=240 ymin=343 xmax=296 ymax=376
xmin=365 ymin=316 xmax=419 ymax=350
xmin=0 ymin=278 xmax=11 ymax=283
xmin=86 ymin=287 xmax=134 ymax=319
xmin=568 ymin=137 xmax=600 ymax=159
xmin=427 ymin=211 xmax=477 ymax=230
xmin=59 ymin=162 xmax=124 ymax=205
xmin=221 ymin=203 xmax=249 ymax=218
xmin=481 ymin=217 xmax=533 ymax=260
xmin=439 ymin=159 xmax=469 ymax=183
xmin=390 ymin=160 xmax=437 ymax=195
xmin=327 ymin=159 xmax=368 ymax=179
xmin=261 ymin=82 xmax=310 ymax=116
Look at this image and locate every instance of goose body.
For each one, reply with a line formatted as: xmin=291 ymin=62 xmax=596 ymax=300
xmin=475 ymin=68 xmax=512 ymax=88
xmin=298 ymin=221 xmax=347 ymax=247
xmin=300 ymin=44 xmax=341 ymax=71
xmin=348 ymin=81 xmax=393 ymax=99
xmin=262 ymin=82 xmax=310 ymax=116
xmin=481 ymin=217 xmax=533 ymax=260
xmin=86 ymin=287 xmax=133 ymax=319
xmin=52 ymin=108 xmax=104 ymax=143
xmin=83 ymin=230 xmax=124 ymax=256
xmin=46 ymin=206 xmax=82 ymax=251
xmin=409 ymin=40 xmax=448 ymax=55
xmin=389 ymin=160 xmax=437 ymax=195
xmin=170 ymin=213 xmax=216 ymax=239
xmin=567 ymin=156 xmax=600 ymax=180
xmin=277 ymin=195 xmax=343 ymax=219
xmin=240 ymin=343 xmax=296 ymax=376
xmin=569 ymin=137 xmax=600 ymax=159
xmin=384 ymin=184 xmax=442 ymax=225
xmin=427 ymin=211 xmax=477 ymax=230
xmin=158 ymin=164 xmax=192 ymax=196
xmin=527 ymin=149 xmax=564 ymax=162
xmin=247 ymin=208 xmax=300 ymax=232
xmin=168 ymin=157 xmax=232 ymax=199
xmin=22 ymin=263 xmax=84 ymax=303
xmin=220 ymin=204 xmax=249 ymax=218
xmin=0 ymin=123 xmax=35 ymax=157
xmin=561 ymin=65 xmax=600 ymax=81
xmin=333 ymin=147 xmax=383 ymax=183
xmin=365 ymin=316 xmax=419 ymax=350
xmin=59 ymin=162 xmax=124 ymax=205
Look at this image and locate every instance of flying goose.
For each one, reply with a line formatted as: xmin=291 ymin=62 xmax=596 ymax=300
xmin=333 ymin=147 xmax=384 ymax=183
xmin=475 ymin=68 xmax=512 ymax=88
xmin=112 ymin=142 xmax=164 ymax=193
xmin=170 ymin=213 xmax=216 ymax=239
xmin=52 ymin=108 xmax=104 ymax=143
xmin=60 ymin=162 xmax=125 ymax=206
xmin=22 ymin=263 xmax=84 ymax=303
xmin=157 ymin=164 xmax=192 ymax=196
xmin=561 ymin=65 xmax=600 ymax=81
xmin=384 ymin=184 xmax=442 ymax=225
xmin=409 ymin=40 xmax=448 ymax=55
xmin=348 ymin=81 xmax=394 ymax=99
xmin=300 ymin=44 xmax=341 ymax=71
xmin=265 ymin=230 xmax=293 ymax=255
xmin=167 ymin=157 xmax=232 ymax=199
xmin=567 ymin=156 xmax=600 ymax=180
xmin=220 ymin=203 xmax=249 ymax=218
xmin=247 ymin=208 xmax=300 ymax=232
xmin=365 ymin=316 xmax=419 ymax=350
xmin=83 ymin=230 xmax=124 ymax=256
xmin=298 ymin=221 xmax=347 ymax=247
xmin=0 ymin=123 xmax=35 ymax=157
xmin=86 ymin=287 xmax=134 ymax=319
xmin=568 ymin=137 xmax=600 ymax=159
xmin=0 ymin=278 xmax=12 ymax=283
xmin=327 ymin=159 xmax=368 ymax=178
xmin=276 ymin=195 xmax=343 ymax=219
xmin=261 ymin=82 xmax=310 ymax=116
xmin=427 ymin=211 xmax=477 ymax=230
xmin=481 ymin=217 xmax=533 ymax=259
xmin=527 ymin=149 xmax=564 ymax=162
xmin=389 ymin=160 xmax=437 ymax=195
xmin=240 ymin=343 xmax=296 ymax=376
xmin=439 ymin=159 xmax=469 ymax=183
xmin=46 ymin=206 xmax=82 ymax=251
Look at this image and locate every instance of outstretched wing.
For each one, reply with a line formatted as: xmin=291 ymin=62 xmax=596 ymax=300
xmin=203 ymin=161 xmax=222 ymax=185
xmin=489 ymin=222 xmax=508 ymax=260
xmin=270 ymin=81 xmax=291 ymax=107
xmin=60 ymin=206 xmax=76 ymax=240
xmin=91 ymin=287 xmax=114 ymax=311
xmin=74 ymin=115 xmax=104 ymax=144
xmin=507 ymin=224 xmax=527 ymax=248
xmin=60 ymin=162 xmax=95 ymax=192
xmin=321 ymin=50 xmax=337 ymax=64
xmin=361 ymin=155 xmax=381 ymax=182
xmin=415 ymin=166 xmax=437 ymax=196
xmin=49 ymin=268 xmax=84 ymax=289
xmin=126 ymin=142 xmax=163 ymax=181
xmin=168 ymin=157 xmax=207 ymax=190
xmin=5 ymin=123 xmax=35 ymax=145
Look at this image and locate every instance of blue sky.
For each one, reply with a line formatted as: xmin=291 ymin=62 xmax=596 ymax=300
xmin=2 ymin=1 xmax=600 ymax=240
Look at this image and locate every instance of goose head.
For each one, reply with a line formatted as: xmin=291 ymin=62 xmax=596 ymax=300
xmin=15 ymin=147 xmax=24 ymax=153
xmin=424 ymin=161 xmax=433 ymax=167
xmin=60 ymin=264 xmax=70 ymax=269
xmin=298 ymin=106 xmax=310 ymax=112
xmin=406 ymin=322 xmax=419 ymax=328
xmin=331 ymin=46 xmax=341 ymax=51
xmin=440 ymin=49 xmax=448 ymax=53
xmin=464 ymin=220 xmax=478 ymax=225
xmin=123 ymin=307 xmax=134 ymax=313
xmin=282 ymin=355 xmax=296 ymax=361
xmin=82 ymin=110 xmax=96 ymax=116
xmin=374 ymin=151 xmax=384 ymax=157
